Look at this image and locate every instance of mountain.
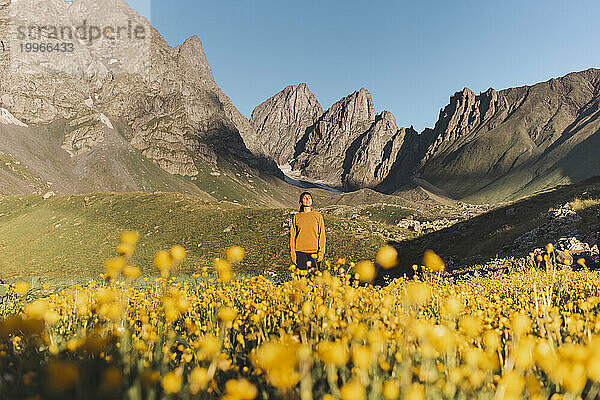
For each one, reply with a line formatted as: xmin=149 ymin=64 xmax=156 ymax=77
xmin=412 ymin=69 xmax=600 ymax=202
xmin=251 ymin=69 xmax=600 ymax=203
xmin=248 ymin=83 xmax=323 ymax=165
xmin=0 ymin=0 xmax=284 ymax=205
xmin=250 ymin=85 xmax=417 ymax=190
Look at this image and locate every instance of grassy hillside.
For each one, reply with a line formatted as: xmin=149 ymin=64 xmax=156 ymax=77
xmin=0 ymin=192 xmax=414 ymax=284
xmin=388 ymin=176 xmax=600 ymax=278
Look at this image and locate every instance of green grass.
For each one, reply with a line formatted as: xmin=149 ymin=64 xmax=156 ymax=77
xmin=0 ymin=192 xmax=412 ymax=284
xmin=323 ymin=203 xmax=415 ymax=226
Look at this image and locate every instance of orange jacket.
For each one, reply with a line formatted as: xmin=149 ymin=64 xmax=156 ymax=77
xmin=290 ymin=210 xmax=326 ymax=262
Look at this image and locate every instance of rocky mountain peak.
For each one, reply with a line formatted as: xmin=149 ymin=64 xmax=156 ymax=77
xmin=415 ymin=68 xmax=600 ymax=201
xmin=322 ymin=88 xmax=376 ymax=133
xmin=379 ymin=110 xmax=397 ymax=126
xmin=420 ymin=86 xmax=503 ymax=167
xmin=247 ymin=83 xmax=425 ymax=190
xmin=176 ymin=35 xmax=215 ymax=86
xmin=248 ymin=83 xmax=322 ymax=165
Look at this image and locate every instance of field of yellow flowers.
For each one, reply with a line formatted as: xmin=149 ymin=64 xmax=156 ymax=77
xmin=2 ymin=233 xmax=600 ymax=400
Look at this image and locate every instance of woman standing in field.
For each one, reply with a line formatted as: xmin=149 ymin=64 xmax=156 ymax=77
xmin=290 ymin=191 xmax=326 ymax=270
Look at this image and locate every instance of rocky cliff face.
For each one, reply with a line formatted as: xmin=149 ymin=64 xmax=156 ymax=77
xmin=249 ymin=86 xmax=416 ymax=189
xmin=0 ymin=0 xmax=281 ymax=184
xmin=294 ymin=88 xmax=376 ymax=187
xmin=343 ymin=112 xmax=418 ymax=189
xmin=249 ymin=83 xmax=323 ymax=165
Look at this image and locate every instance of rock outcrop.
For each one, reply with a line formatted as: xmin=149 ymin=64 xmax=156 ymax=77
xmin=249 ymin=83 xmax=323 ymax=165
xmin=249 ymin=86 xmax=418 ymax=189
xmin=0 ymin=0 xmax=281 ymax=182
xmin=294 ymin=88 xmax=376 ymax=187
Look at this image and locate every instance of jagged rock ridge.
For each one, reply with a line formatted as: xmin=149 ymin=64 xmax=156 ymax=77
xmin=416 ymin=68 xmax=600 ymax=201
xmin=249 ymin=83 xmax=323 ymax=165
xmin=251 ymin=69 xmax=600 ymax=202
xmin=250 ymin=85 xmax=419 ymax=190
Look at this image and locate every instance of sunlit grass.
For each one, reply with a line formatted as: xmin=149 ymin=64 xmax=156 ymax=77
xmin=569 ymin=196 xmax=600 ymax=212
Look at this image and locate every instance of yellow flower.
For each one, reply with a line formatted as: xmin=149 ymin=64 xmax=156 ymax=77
xmin=382 ymin=380 xmax=400 ymax=399
xmin=189 ymin=367 xmax=210 ymax=394
xmin=318 ymin=341 xmax=348 ymax=366
xmin=340 ymin=379 xmax=365 ymax=400
xmin=514 ymin=336 xmax=535 ymax=370
xmin=154 ymin=250 xmax=172 ymax=277
xmin=197 ymin=335 xmax=220 ymax=360
xmin=546 ymin=243 xmax=554 ymax=253
xmin=405 ymin=282 xmax=430 ymax=306
xmin=459 ymin=316 xmax=482 ymax=337
xmin=356 ymin=260 xmax=375 ymax=282
xmin=376 ymin=245 xmax=397 ymax=269
xmin=352 ymin=344 xmax=373 ymax=369
xmin=404 ymin=382 xmax=425 ymax=400
xmin=423 ymin=249 xmax=444 ymax=272
xmin=170 ymin=245 xmax=186 ymax=262
xmin=226 ymin=246 xmax=245 ymax=263
xmin=498 ymin=370 xmax=525 ymax=397
xmin=162 ymin=371 xmax=182 ymax=394
xmin=13 ymin=281 xmax=30 ymax=297
xmin=252 ymin=339 xmax=300 ymax=389
xmin=104 ymin=257 xmax=126 ymax=280
xmin=214 ymin=258 xmax=232 ymax=282
xmin=44 ymin=310 xmax=60 ymax=325
xmin=225 ymin=378 xmax=257 ymax=400
xmin=218 ymin=306 xmax=238 ymax=322
xmin=441 ymin=296 xmax=462 ymax=318
xmin=116 ymin=242 xmax=135 ymax=257
xmin=483 ymin=330 xmax=500 ymax=352
xmin=511 ymin=313 xmax=531 ymax=337
xmin=24 ymin=298 xmax=49 ymax=319
xmin=120 ymin=231 xmax=140 ymax=245
xmin=123 ymin=265 xmax=141 ymax=280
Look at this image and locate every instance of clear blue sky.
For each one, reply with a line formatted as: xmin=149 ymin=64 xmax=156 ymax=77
xmin=130 ymin=0 xmax=599 ymax=131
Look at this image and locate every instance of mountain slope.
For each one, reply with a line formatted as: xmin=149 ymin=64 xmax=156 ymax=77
xmin=0 ymin=192 xmax=407 ymax=282
xmin=0 ymin=0 xmax=283 ymax=204
xmin=385 ymin=176 xmax=600 ymax=279
xmin=412 ymin=69 xmax=600 ymax=202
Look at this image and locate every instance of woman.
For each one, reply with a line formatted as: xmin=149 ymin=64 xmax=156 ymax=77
xmin=290 ymin=191 xmax=326 ymax=270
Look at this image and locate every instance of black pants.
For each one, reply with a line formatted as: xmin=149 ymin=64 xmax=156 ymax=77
xmin=296 ymin=251 xmax=321 ymax=270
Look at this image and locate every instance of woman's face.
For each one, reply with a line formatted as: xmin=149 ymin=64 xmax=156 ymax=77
xmin=301 ymin=194 xmax=313 ymax=208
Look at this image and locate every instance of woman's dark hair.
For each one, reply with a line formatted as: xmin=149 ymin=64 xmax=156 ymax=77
xmin=299 ymin=191 xmax=313 ymax=212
